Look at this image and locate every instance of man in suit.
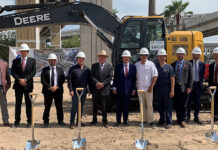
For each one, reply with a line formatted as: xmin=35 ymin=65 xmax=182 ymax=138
xmin=208 ymin=47 xmax=218 ymax=122
xmin=90 ymin=50 xmax=113 ymax=128
xmin=187 ymin=47 xmax=205 ymax=124
xmin=41 ymin=53 xmax=66 ymax=127
xmin=0 ymin=58 xmax=11 ymax=126
xmin=135 ymin=48 xmax=158 ymax=128
xmin=113 ymin=50 xmax=136 ymax=126
xmin=171 ymin=47 xmax=193 ymax=128
xmin=11 ymin=43 xmax=36 ymax=127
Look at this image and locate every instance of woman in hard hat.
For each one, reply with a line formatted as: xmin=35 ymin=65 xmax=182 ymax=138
xmin=155 ymin=49 xmax=175 ymax=129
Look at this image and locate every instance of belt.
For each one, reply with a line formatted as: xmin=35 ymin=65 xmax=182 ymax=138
xmin=176 ymin=82 xmax=182 ymax=85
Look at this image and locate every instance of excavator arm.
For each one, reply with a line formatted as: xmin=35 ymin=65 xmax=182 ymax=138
xmin=0 ymin=2 xmax=120 ymax=48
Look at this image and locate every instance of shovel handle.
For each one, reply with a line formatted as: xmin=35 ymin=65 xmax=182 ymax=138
xmin=137 ymin=90 xmax=144 ymax=122
xmin=209 ymin=86 xmax=216 ymax=131
xmin=76 ymin=88 xmax=84 ymax=91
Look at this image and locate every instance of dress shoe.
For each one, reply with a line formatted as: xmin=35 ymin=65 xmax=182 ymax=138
xmin=3 ymin=123 xmax=11 ymax=127
xmin=103 ymin=123 xmax=108 ymax=128
xmin=27 ymin=123 xmax=31 ymax=128
xmin=13 ymin=122 xmax=19 ymax=127
xmin=116 ymin=122 xmax=121 ymax=127
xmin=76 ymin=122 xmax=85 ymax=126
xmin=194 ymin=118 xmax=202 ymax=124
xmin=165 ymin=124 xmax=172 ymax=129
xmin=180 ymin=121 xmax=186 ymax=128
xmin=91 ymin=120 xmax=97 ymax=126
xmin=157 ymin=121 xmax=165 ymax=126
xmin=44 ymin=122 xmax=49 ymax=128
xmin=214 ymin=118 xmax=218 ymax=122
xmin=58 ymin=122 xmax=66 ymax=126
xmin=148 ymin=122 xmax=156 ymax=129
xmin=123 ymin=121 xmax=129 ymax=126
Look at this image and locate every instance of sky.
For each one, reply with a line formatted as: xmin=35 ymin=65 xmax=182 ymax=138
xmin=0 ymin=0 xmax=218 ymax=42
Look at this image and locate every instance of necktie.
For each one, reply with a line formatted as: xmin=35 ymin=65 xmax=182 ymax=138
xmin=215 ymin=65 xmax=218 ymax=83
xmin=100 ymin=64 xmax=103 ymax=72
xmin=194 ymin=61 xmax=199 ymax=81
xmin=51 ymin=67 xmax=54 ymax=86
xmin=22 ymin=58 xmax=26 ymax=71
xmin=175 ymin=61 xmax=181 ymax=82
xmin=125 ymin=64 xmax=128 ymax=78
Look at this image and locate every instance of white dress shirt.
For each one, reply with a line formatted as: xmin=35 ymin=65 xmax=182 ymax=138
xmin=50 ymin=66 xmax=58 ymax=86
xmin=135 ymin=60 xmax=158 ymax=91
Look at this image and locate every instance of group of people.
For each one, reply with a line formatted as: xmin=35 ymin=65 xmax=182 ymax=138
xmin=0 ymin=43 xmax=218 ymax=130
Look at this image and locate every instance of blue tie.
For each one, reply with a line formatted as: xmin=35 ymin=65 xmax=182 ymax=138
xmin=194 ymin=61 xmax=199 ymax=81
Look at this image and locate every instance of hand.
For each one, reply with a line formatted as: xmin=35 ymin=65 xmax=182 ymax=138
xmin=19 ymin=79 xmax=27 ymax=86
xmin=169 ymin=90 xmax=174 ymax=98
xmin=96 ymin=82 xmax=104 ymax=89
xmin=132 ymin=91 xmax=136 ymax=96
xmin=147 ymin=86 xmax=153 ymax=93
xmin=50 ymin=86 xmax=58 ymax=92
xmin=88 ymin=91 xmax=91 ymax=96
xmin=69 ymin=91 xmax=74 ymax=96
xmin=186 ymin=88 xmax=191 ymax=94
xmin=112 ymin=89 xmax=117 ymax=94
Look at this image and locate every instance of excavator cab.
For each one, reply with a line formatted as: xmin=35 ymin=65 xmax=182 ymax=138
xmin=112 ymin=16 xmax=166 ymax=65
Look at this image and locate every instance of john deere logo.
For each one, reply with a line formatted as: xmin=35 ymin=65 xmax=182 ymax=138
xmin=14 ymin=13 xmax=51 ymax=26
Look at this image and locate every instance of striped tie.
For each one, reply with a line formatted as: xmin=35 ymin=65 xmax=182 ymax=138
xmin=175 ymin=61 xmax=181 ymax=83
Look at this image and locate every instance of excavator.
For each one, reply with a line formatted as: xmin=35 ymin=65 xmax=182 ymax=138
xmin=0 ymin=1 xmax=166 ymax=65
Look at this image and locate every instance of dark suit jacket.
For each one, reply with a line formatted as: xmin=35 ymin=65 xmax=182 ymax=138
xmin=171 ymin=60 xmax=193 ymax=93
xmin=113 ymin=63 xmax=136 ymax=95
xmin=0 ymin=61 xmax=11 ymax=93
xmin=209 ymin=62 xmax=218 ymax=87
xmin=91 ymin=63 xmax=113 ymax=96
xmin=11 ymin=57 xmax=36 ymax=92
xmin=190 ymin=60 xmax=205 ymax=86
xmin=41 ymin=66 xmax=65 ymax=94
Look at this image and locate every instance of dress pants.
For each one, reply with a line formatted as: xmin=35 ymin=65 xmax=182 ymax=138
xmin=92 ymin=93 xmax=109 ymax=123
xmin=0 ymin=87 xmax=9 ymax=123
xmin=15 ymin=89 xmax=32 ymax=124
xmin=43 ymin=91 xmax=64 ymax=123
xmin=116 ymin=93 xmax=130 ymax=123
xmin=174 ymin=84 xmax=188 ymax=123
xmin=187 ymin=82 xmax=201 ymax=119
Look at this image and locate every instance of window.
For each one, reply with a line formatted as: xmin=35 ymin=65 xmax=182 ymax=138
xmin=121 ymin=21 xmax=141 ymax=48
xmin=172 ymin=44 xmax=188 ymax=55
xmin=171 ymin=37 xmax=177 ymax=41
xmin=180 ymin=37 xmax=187 ymax=41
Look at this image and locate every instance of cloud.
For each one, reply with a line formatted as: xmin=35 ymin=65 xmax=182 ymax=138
xmin=0 ymin=0 xmax=14 ymax=7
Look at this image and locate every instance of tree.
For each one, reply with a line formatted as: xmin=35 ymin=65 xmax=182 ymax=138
xmin=62 ymin=35 xmax=80 ymax=48
xmin=163 ymin=0 xmax=192 ymax=31
xmin=0 ymin=30 xmax=16 ymax=46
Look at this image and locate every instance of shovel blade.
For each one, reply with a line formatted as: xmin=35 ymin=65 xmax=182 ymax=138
xmin=25 ymin=140 xmax=40 ymax=150
xmin=135 ymin=139 xmax=148 ymax=149
xmin=72 ymin=138 xmax=86 ymax=149
xmin=205 ymin=131 xmax=218 ymax=141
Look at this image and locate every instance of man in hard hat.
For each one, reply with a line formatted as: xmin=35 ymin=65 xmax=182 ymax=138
xmin=155 ymin=49 xmax=175 ymax=129
xmin=171 ymin=47 xmax=193 ymax=128
xmin=187 ymin=47 xmax=205 ymax=124
xmin=113 ymin=50 xmax=136 ymax=126
xmin=90 ymin=50 xmax=113 ymax=128
xmin=208 ymin=47 xmax=218 ymax=122
xmin=11 ymin=43 xmax=36 ymax=127
xmin=41 ymin=53 xmax=66 ymax=127
xmin=135 ymin=47 xmax=158 ymax=128
xmin=67 ymin=51 xmax=91 ymax=128
xmin=0 ymin=57 xmax=11 ymax=127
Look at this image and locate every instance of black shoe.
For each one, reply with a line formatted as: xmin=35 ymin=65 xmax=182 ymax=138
xmin=186 ymin=117 xmax=191 ymax=122
xmin=148 ymin=122 xmax=156 ymax=129
xmin=214 ymin=118 xmax=218 ymax=122
xmin=27 ymin=123 xmax=31 ymax=128
xmin=76 ymin=122 xmax=85 ymax=126
xmin=116 ymin=122 xmax=121 ymax=127
xmin=13 ymin=122 xmax=19 ymax=127
xmin=3 ymin=123 xmax=11 ymax=127
xmin=91 ymin=120 xmax=97 ymax=126
xmin=123 ymin=121 xmax=129 ymax=126
xmin=157 ymin=121 xmax=165 ymax=126
xmin=103 ymin=123 xmax=108 ymax=128
xmin=165 ymin=124 xmax=172 ymax=129
xmin=58 ymin=122 xmax=66 ymax=126
xmin=44 ymin=122 xmax=49 ymax=128
xmin=194 ymin=118 xmax=202 ymax=124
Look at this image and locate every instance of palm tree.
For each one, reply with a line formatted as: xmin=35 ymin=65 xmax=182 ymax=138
xmin=163 ymin=0 xmax=192 ymax=31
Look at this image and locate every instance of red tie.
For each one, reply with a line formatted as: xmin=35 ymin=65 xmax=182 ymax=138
xmin=125 ymin=64 xmax=128 ymax=78
xmin=215 ymin=65 xmax=218 ymax=83
xmin=22 ymin=58 xmax=26 ymax=71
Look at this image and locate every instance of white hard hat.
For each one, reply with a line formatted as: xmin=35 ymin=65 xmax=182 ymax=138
xmin=176 ymin=47 xmax=186 ymax=54
xmin=192 ymin=47 xmax=202 ymax=54
xmin=76 ymin=51 xmax=86 ymax=58
xmin=157 ymin=49 xmax=167 ymax=56
xmin=139 ymin=47 xmax=149 ymax=55
xmin=19 ymin=43 xmax=30 ymax=51
xmin=121 ymin=50 xmax=131 ymax=57
xmin=213 ymin=47 xmax=218 ymax=54
xmin=48 ymin=53 xmax=57 ymax=60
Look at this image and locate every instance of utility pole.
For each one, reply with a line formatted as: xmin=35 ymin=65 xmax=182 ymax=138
xmin=149 ymin=0 xmax=156 ymax=16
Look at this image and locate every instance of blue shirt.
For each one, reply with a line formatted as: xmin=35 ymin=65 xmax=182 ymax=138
xmin=156 ymin=63 xmax=174 ymax=87
xmin=67 ymin=64 xmax=91 ymax=92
